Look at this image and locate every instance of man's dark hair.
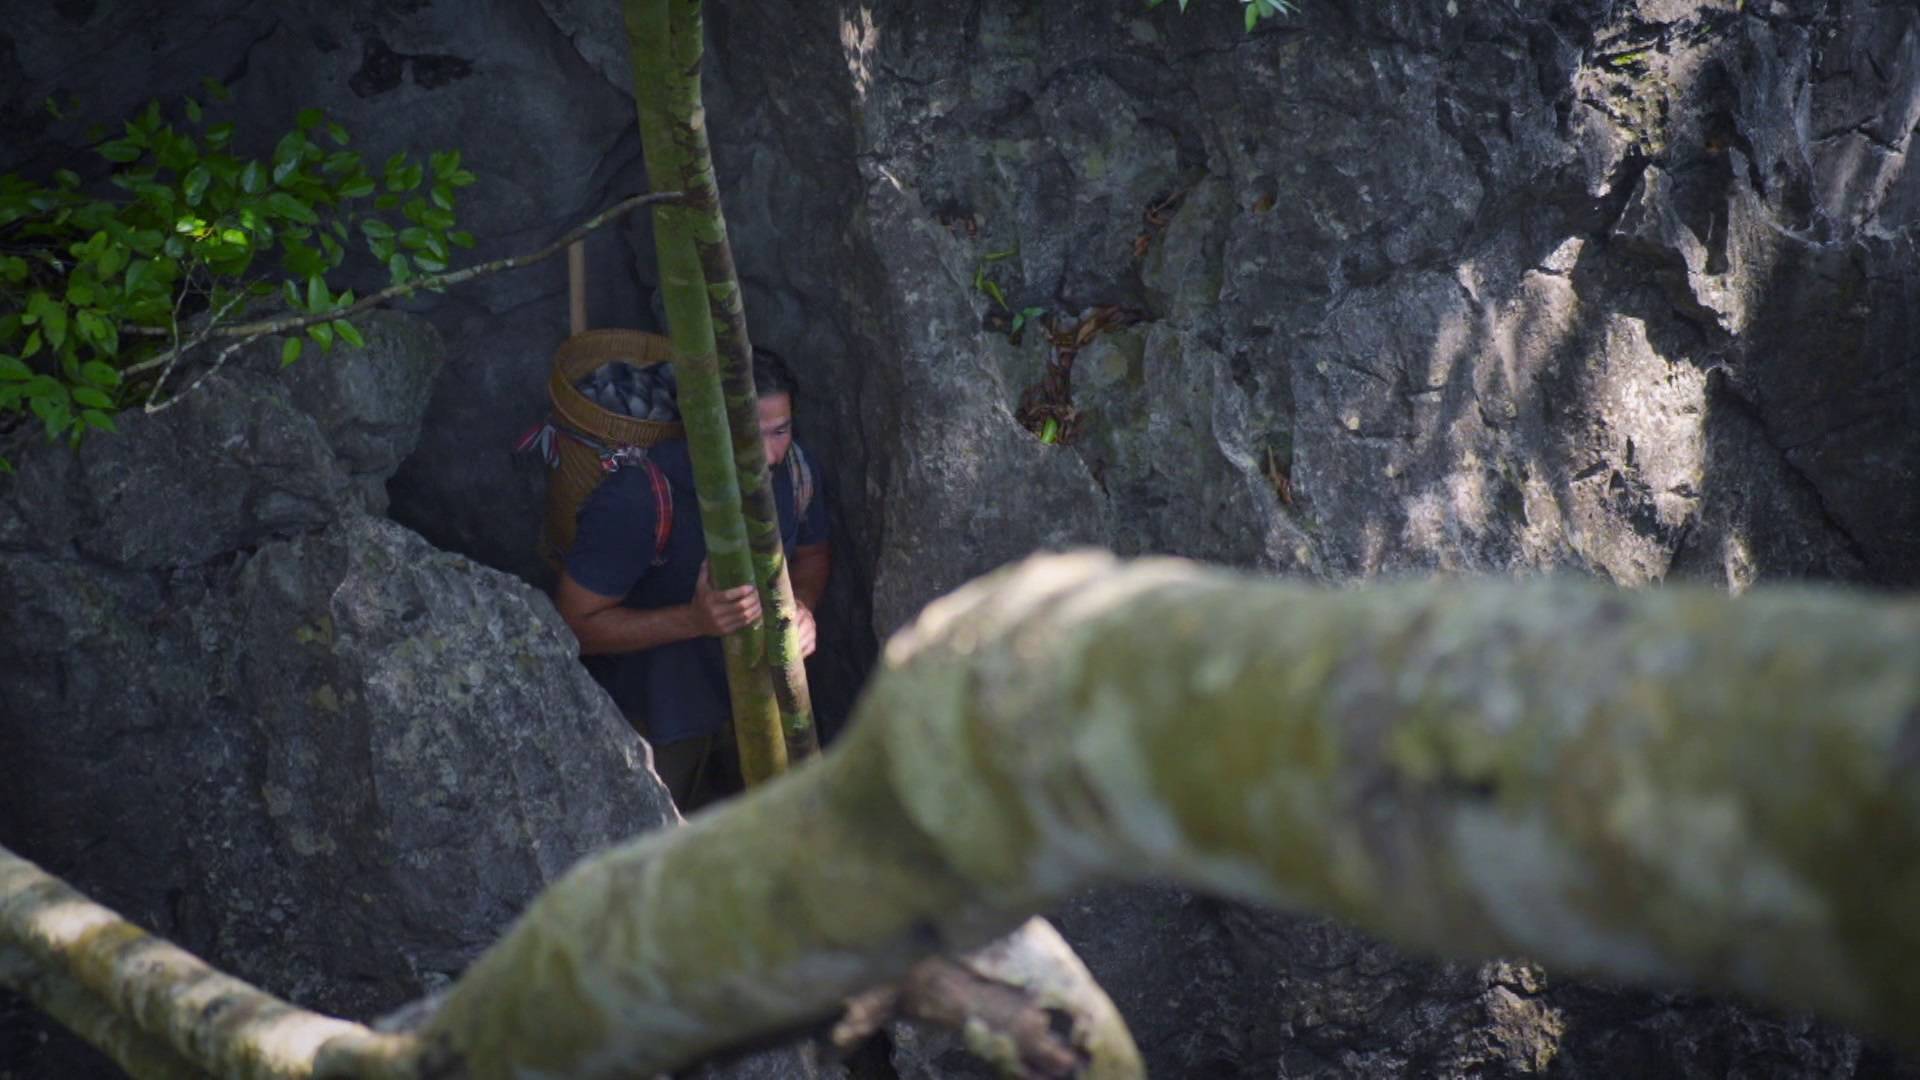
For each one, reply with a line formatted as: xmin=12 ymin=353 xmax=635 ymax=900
xmin=752 ymin=346 xmax=799 ymax=399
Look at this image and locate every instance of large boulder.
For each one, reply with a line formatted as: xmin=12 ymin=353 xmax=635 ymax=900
xmin=0 ymin=317 xmax=675 ymax=1075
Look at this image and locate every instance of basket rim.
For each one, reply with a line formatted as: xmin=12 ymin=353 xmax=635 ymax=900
xmin=549 ymin=329 xmax=684 ymax=447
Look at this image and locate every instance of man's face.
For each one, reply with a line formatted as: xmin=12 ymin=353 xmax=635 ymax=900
xmin=757 ymin=392 xmax=794 ymax=467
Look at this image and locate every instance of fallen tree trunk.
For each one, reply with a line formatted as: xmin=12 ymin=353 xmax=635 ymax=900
xmin=6 ymin=552 xmax=1918 ymax=1077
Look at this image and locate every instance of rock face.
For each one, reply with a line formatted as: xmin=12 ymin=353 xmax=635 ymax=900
xmin=5 ymin=0 xmax=1920 ymax=1077
xmin=0 ymin=317 xmax=675 ymax=1075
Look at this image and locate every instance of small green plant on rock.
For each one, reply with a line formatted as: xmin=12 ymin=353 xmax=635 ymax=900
xmin=0 ymin=81 xmax=474 ymax=471
xmin=1147 ymin=0 xmax=1297 ymax=31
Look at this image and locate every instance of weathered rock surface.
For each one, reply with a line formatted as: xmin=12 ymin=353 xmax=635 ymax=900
xmin=5 ymin=0 xmax=1920 ymax=1076
xmin=0 ymin=318 xmax=674 ymax=1076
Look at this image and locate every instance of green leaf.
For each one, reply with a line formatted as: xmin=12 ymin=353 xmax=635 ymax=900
xmin=359 ymin=219 xmax=396 ymax=241
xmin=81 ymin=361 xmax=121 ymax=388
xmin=205 ymin=121 xmax=236 ymax=147
xmin=307 ymin=321 xmax=335 ymax=351
xmin=25 ymin=375 xmax=68 ymax=404
xmin=81 ymin=408 xmax=118 ymax=433
xmin=99 ymin=140 xmax=143 ymax=163
xmin=296 ymin=107 xmax=325 ymax=131
xmin=1040 ymin=417 xmax=1060 ymax=444
xmin=373 ymin=193 xmax=400 ymax=211
xmin=448 ymin=230 xmax=476 ymax=249
xmin=96 ymin=243 xmax=129 ymax=279
xmin=31 ymin=393 xmax=72 ymax=437
xmin=447 ymin=169 xmax=478 ymax=189
xmin=280 ymin=336 xmax=303 ymax=366
xmin=240 ymin=159 xmax=267 ymax=194
xmin=201 ymin=76 xmax=233 ymax=104
xmin=981 ymin=278 xmax=1007 ymax=309
xmin=430 ymin=182 xmax=454 ymax=211
xmin=333 ymin=319 xmax=364 ymax=349
xmin=284 ymin=243 xmax=324 ymax=280
xmin=265 ymin=192 xmax=319 ymax=224
xmin=0 ymin=356 xmax=31 ymax=381
xmin=325 ymin=121 xmax=350 ymax=146
xmin=29 ymin=294 xmax=67 ymax=348
xmin=306 ymin=273 xmax=329 ymax=312
xmin=53 ymin=168 xmax=81 ymax=189
xmin=337 ymin=176 xmax=376 ymax=199
xmin=981 ymin=247 xmax=1017 ymax=262
xmin=1245 ymin=2 xmax=1259 ymax=30
xmin=182 ymin=163 xmax=212 ymax=206
xmin=185 ymin=97 xmax=203 ymax=124
xmin=1011 ymin=306 xmax=1046 ymax=336
xmin=412 ymin=252 xmax=447 ymax=273
xmin=72 ymin=386 xmax=114 ymax=409
xmin=387 ymin=252 xmax=411 ymax=283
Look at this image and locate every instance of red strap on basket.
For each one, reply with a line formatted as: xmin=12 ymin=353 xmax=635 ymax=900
xmin=646 ymin=459 xmax=672 ymax=566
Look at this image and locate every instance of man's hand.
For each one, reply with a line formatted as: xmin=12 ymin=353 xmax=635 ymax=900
xmin=794 ymin=604 xmax=818 ymax=659
xmin=690 ymin=560 xmax=762 ymax=637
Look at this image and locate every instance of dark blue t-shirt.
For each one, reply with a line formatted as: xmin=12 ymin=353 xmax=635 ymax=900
xmin=564 ymin=439 xmax=827 ymax=744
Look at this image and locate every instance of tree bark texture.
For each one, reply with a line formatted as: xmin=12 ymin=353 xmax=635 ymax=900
xmin=419 ymin=552 xmax=1920 ymax=1076
xmin=0 ymin=845 xmax=417 ymax=1080
xmin=9 ymin=553 xmax=1918 ymax=1078
xmin=648 ymin=0 xmax=819 ymax=761
xmin=623 ymin=0 xmax=786 ymax=783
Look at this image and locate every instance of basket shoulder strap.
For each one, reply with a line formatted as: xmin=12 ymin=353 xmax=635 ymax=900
xmin=788 ymin=442 xmax=815 ymax=520
xmin=647 ymin=459 xmax=673 ymax=566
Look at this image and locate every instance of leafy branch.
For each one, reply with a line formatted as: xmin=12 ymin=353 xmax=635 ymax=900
xmin=0 ymin=86 xmax=479 ymax=466
xmin=119 ymin=189 xmax=687 ymax=410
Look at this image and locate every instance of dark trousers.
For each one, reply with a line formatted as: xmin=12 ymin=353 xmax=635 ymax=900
xmin=646 ymin=728 xmax=742 ymax=813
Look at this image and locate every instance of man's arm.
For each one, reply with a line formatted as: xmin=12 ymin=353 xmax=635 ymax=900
xmin=554 ymin=564 xmax=760 ymax=656
xmin=791 ymin=543 xmax=830 ymax=612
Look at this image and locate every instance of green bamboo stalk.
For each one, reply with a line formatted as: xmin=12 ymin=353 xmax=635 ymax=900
xmin=649 ymin=0 xmax=819 ymax=762
xmin=624 ymin=0 xmax=786 ymax=784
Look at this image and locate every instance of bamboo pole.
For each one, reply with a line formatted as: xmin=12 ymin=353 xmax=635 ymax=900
xmin=623 ymin=0 xmax=786 ymax=783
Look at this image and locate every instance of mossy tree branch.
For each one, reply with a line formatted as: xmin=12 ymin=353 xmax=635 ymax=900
xmin=422 ymin=553 xmax=1920 ymax=1075
xmin=9 ymin=553 xmax=1919 ymax=1077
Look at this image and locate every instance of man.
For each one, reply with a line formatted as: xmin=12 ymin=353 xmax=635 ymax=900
xmin=554 ymin=349 xmax=830 ymax=810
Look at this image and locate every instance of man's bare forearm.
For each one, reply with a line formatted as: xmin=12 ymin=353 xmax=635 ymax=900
xmin=569 ymin=602 xmax=704 ymax=656
xmin=791 ymin=544 xmax=830 ymax=611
